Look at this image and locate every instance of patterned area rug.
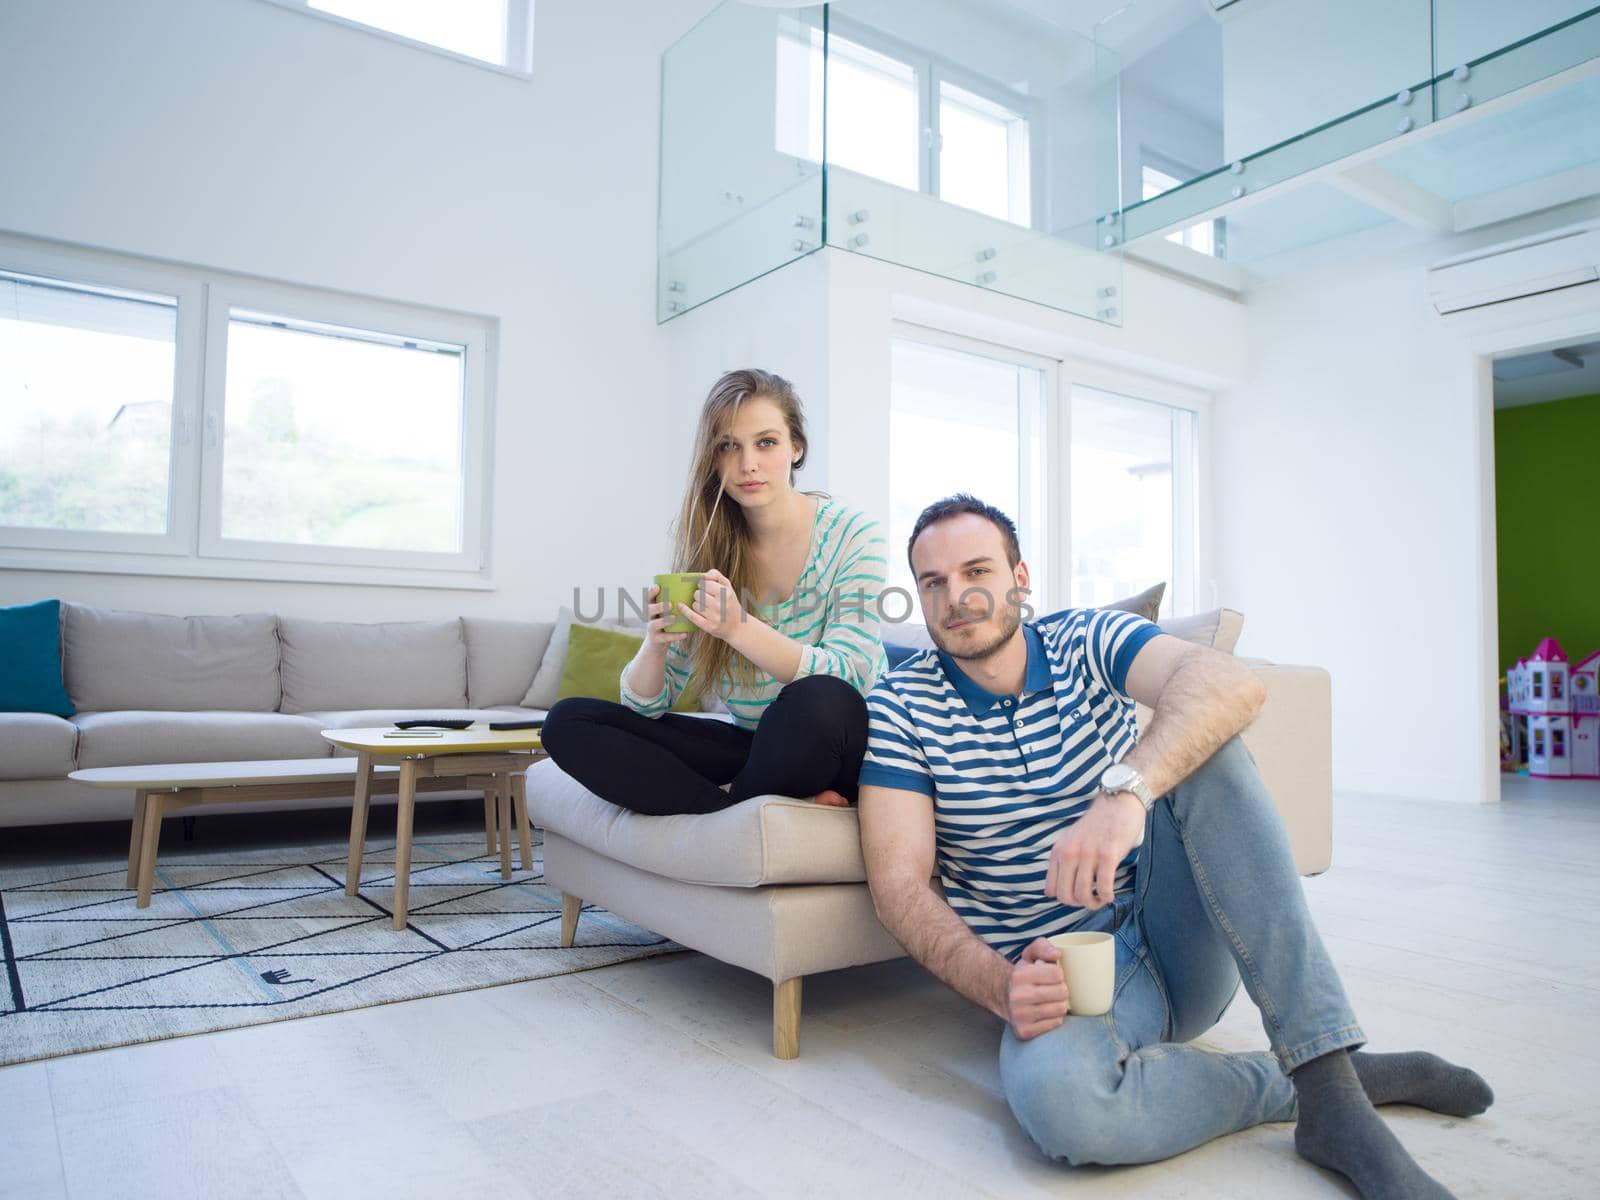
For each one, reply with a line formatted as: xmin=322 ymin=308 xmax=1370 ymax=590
xmin=0 ymin=830 xmax=680 ymax=1066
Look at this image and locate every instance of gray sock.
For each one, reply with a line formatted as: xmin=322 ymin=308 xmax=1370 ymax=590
xmin=1351 ymin=1050 xmax=1494 ymax=1118
xmin=1292 ymin=1049 xmax=1455 ymax=1199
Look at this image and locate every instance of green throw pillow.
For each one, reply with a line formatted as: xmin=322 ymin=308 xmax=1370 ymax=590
xmin=557 ymin=623 xmax=699 ymax=712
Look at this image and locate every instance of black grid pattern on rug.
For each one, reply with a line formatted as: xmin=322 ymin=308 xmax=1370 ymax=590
xmin=0 ymin=832 xmax=680 ymax=1065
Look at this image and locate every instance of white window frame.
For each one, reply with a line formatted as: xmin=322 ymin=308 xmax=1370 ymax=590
xmin=255 ymin=0 xmax=534 ymax=79
xmin=0 ymin=234 xmax=495 ymax=590
xmin=0 ymin=243 xmax=204 ymax=561
xmin=893 ymin=319 xmax=1213 ymax=618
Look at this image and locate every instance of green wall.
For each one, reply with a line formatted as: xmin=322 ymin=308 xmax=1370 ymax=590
xmin=1495 ymin=392 xmax=1600 ymax=673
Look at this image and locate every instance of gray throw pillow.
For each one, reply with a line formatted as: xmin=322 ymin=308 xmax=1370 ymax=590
xmin=1101 ymin=582 xmax=1166 ymax=622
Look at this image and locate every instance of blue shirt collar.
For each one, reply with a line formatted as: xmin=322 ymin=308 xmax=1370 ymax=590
xmin=937 ymin=623 xmax=1053 ymax=715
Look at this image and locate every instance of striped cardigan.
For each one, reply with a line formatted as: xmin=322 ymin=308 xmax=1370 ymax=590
xmin=619 ymin=497 xmax=888 ymax=730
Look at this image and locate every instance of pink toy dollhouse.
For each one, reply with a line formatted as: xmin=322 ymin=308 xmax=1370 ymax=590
xmin=1506 ymin=638 xmax=1600 ymax=779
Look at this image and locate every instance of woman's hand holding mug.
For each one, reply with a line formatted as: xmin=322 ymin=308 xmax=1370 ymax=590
xmin=680 ymin=569 xmax=746 ymax=642
xmin=643 ymin=582 xmax=690 ymax=654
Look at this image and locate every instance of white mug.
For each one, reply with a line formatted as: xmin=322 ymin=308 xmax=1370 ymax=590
xmin=1047 ymin=931 xmax=1115 ymax=1016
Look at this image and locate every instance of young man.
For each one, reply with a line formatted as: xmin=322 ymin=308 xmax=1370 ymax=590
xmin=858 ymin=494 xmax=1491 ymax=1199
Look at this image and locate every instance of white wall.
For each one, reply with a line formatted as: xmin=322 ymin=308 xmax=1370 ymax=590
xmin=0 ymin=0 xmax=715 ymax=623
xmin=1212 ymin=202 xmax=1600 ymax=806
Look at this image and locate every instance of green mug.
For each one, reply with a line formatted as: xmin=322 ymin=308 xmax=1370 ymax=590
xmin=653 ymin=572 xmax=704 ymax=634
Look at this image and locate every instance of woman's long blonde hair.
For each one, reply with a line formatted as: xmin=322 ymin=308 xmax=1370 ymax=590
xmin=673 ymin=369 xmax=814 ymax=691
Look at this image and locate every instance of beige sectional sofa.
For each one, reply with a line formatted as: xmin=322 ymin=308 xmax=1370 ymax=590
xmin=0 ymin=603 xmax=557 ymax=827
xmin=528 ymin=611 xmax=1333 ymax=1060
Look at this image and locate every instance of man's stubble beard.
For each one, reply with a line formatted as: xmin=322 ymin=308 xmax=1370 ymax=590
xmin=933 ymin=607 xmax=1022 ymax=663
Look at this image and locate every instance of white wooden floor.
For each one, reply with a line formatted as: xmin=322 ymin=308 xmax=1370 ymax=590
xmin=3 ymin=777 xmax=1597 ymax=1200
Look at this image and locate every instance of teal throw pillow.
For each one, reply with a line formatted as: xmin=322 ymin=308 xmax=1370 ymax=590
xmin=0 ymin=599 xmax=75 ymax=716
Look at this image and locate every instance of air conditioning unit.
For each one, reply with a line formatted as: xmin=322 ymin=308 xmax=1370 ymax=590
xmin=1426 ymin=224 xmax=1600 ymax=315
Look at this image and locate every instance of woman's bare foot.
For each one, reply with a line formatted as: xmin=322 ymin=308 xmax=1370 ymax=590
xmin=811 ymin=789 xmax=850 ymax=807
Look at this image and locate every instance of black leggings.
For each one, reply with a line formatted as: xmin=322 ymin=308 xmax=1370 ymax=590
xmin=541 ymin=674 xmax=869 ymax=816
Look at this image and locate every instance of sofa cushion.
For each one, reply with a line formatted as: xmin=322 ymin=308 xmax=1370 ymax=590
xmin=464 ymin=617 xmax=555 ymax=708
xmin=0 ymin=713 xmax=79 ymax=779
xmin=524 ymin=758 xmax=867 ymax=887
xmin=558 ymin=624 xmax=700 ymax=712
xmin=279 ymin=618 xmax=467 ymax=713
xmin=71 ymin=712 xmax=331 ymax=769
xmin=62 ymin=604 xmax=280 ymax=712
xmin=0 ymin=599 xmax=75 ymax=717
xmin=1160 ymin=608 xmax=1244 ymax=654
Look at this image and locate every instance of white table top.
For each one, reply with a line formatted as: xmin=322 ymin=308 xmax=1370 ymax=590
xmin=69 ymin=757 xmax=398 ymax=789
xmin=321 ymin=725 xmax=545 ymax=756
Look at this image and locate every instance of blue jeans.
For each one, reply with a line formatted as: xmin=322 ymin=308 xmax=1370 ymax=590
xmin=998 ymin=737 xmax=1366 ymax=1166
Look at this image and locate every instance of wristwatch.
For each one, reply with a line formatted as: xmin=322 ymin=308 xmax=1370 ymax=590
xmin=1100 ymin=762 xmax=1155 ymax=812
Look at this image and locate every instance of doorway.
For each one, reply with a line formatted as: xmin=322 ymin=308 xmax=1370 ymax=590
xmin=1481 ymin=328 xmax=1600 ymax=805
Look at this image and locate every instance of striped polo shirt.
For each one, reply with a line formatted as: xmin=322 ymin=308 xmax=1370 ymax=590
xmin=859 ymin=607 xmax=1162 ymax=960
xmin=619 ymin=496 xmax=889 ymax=730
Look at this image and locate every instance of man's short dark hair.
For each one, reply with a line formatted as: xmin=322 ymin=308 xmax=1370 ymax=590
xmin=907 ymin=494 xmax=1022 ymax=574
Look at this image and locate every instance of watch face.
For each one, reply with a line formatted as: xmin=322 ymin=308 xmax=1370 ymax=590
xmin=1103 ymin=765 xmax=1134 ymax=790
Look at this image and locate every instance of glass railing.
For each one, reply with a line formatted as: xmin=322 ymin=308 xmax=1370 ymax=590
xmin=658 ymin=0 xmax=1122 ymax=324
xmin=659 ymin=1 xmax=1600 ymax=319
xmin=657 ymin=2 xmax=824 ymax=321
xmin=1120 ymin=1 xmax=1600 ymax=252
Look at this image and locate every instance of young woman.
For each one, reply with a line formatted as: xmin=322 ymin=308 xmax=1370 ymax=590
xmin=541 ymin=368 xmax=887 ymax=816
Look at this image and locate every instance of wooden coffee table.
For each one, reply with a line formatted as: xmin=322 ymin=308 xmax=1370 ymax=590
xmin=326 ymin=726 xmax=546 ymax=929
xmin=70 ymin=757 xmax=417 ymax=909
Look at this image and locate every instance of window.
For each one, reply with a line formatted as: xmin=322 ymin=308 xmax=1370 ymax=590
xmin=776 ymin=20 xmax=1036 ymax=226
xmin=889 ymin=329 xmax=1206 ymax=623
xmin=0 ymin=271 xmax=181 ymax=545
xmin=1552 ymin=671 xmax=1565 ymax=699
xmin=209 ymin=304 xmax=469 ymax=562
xmin=889 ymin=336 xmax=1049 ymax=611
xmin=1142 ymin=162 xmax=1220 ymax=258
xmin=0 ymin=240 xmax=490 ymax=586
xmin=1554 ymin=728 xmax=1567 ymax=757
xmin=1069 ymin=385 xmax=1199 ymax=619
xmin=1534 ymin=672 xmax=1545 ymax=699
xmin=818 ymin=33 xmax=921 ymax=192
xmin=1533 ymin=727 xmax=1546 ymax=756
xmin=938 ymin=82 xmax=1031 ymax=224
xmin=265 ymin=0 xmax=533 ymax=74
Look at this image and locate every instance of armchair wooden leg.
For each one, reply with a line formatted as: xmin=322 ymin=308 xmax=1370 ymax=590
xmin=559 ymin=893 xmax=582 ymax=947
xmin=773 ymin=977 xmax=802 ymax=1061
